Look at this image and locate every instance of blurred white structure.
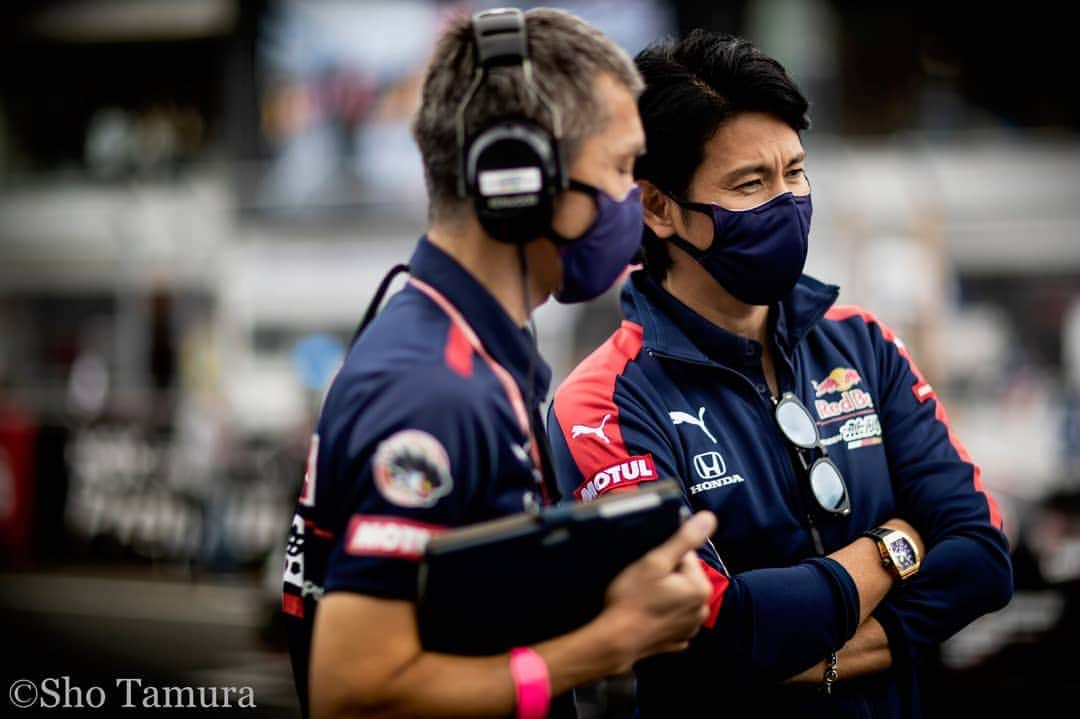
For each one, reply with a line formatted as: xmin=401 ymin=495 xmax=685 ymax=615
xmin=1 ymin=136 xmax=1078 ymax=499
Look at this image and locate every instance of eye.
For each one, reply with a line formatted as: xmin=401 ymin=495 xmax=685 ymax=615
xmin=736 ymin=179 xmax=762 ymax=191
xmin=787 ymin=168 xmax=807 ymax=180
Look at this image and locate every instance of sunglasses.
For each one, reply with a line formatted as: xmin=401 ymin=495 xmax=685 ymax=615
xmin=773 ymin=392 xmax=851 ymax=518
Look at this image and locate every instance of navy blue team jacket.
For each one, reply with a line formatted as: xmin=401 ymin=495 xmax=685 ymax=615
xmin=548 ymin=270 xmax=1013 ymax=717
xmin=283 ymin=238 xmax=558 ymax=716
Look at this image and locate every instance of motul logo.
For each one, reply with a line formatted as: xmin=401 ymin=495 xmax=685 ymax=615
xmin=344 ymin=516 xmax=446 ymax=560
xmin=574 ymin=455 xmax=657 ymax=502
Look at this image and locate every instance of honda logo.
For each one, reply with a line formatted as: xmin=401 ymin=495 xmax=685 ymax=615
xmin=692 ymin=451 xmax=726 ymax=480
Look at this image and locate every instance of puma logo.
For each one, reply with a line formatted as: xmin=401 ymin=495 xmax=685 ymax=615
xmin=571 ymin=414 xmax=612 ymax=444
xmin=669 ymin=407 xmax=717 ymax=444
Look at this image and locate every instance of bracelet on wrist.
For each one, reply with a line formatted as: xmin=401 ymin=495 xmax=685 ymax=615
xmin=821 ymin=651 xmax=838 ymax=695
xmin=509 ymin=647 xmax=550 ymax=719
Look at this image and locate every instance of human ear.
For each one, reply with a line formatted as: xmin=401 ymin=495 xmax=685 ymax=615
xmin=639 ymin=179 xmax=676 ymax=239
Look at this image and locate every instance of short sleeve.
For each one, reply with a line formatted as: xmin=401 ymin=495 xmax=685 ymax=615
xmin=320 ymin=366 xmax=497 ymax=601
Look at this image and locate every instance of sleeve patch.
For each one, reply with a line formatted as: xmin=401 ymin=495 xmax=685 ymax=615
xmin=573 ymin=454 xmax=657 ymax=501
xmin=914 ymin=382 xmax=936 ymax=403
xmin=373 ymin=429 xmax=454 ymax=508
xmin=344 ymin=515 xmax=447 ymax=560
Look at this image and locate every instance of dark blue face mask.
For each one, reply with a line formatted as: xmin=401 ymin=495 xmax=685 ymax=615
xmin=666 ymin=191 xmax=812 ymax=306
xmin=548 ymin=180 xmax=643 ymax=304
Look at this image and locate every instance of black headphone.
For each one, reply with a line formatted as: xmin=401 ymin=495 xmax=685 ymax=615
xmin=457 ymin=8 xmax=566 ymax=244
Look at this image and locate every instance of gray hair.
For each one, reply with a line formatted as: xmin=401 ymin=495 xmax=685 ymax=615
xmin=412 ymin=8 xmax=643 ymax=219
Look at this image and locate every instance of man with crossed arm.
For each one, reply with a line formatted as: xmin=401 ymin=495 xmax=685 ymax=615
xmin=549 ymin=30 xmax=1012 ymax=717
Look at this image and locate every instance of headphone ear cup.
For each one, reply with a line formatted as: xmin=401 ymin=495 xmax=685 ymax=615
xmin=463 ymin=120 xmax=564 ymax=244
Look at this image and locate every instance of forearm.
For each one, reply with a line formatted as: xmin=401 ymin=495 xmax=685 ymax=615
xmin=875 ymin=532 xmax=1012 ymax=650
xmin=783 ymin=617 xmax=891 ymax=685
xmin=701 ymin=558 xmax=859 ymax=680
xmin=316 ymin=618 xmax=624 ymax=719
xmin=341 ymin=652 xmax=515 ymax=719
xmin=311 ymin=510 xmax=719 ymax=719
xmin=696 ymin=518 xmax=919 ymax=679
xmin=827 ymin=535 xmax=893 ymax=625
xmin=829 ymin=516 xmax=927 ymax=626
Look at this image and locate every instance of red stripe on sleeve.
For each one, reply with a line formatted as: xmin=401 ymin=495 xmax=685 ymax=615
xmin=553 ymin=321 xmax=644 ymax=479
xmin=444 ymin=322 xmax=474 ymax=378
xmin=825 ymin=305 xmax=1003 ymax=530
xmin=699 ymin=559 xmax=729 ymax=629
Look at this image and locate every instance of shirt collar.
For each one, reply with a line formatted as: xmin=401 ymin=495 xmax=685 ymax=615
xmin=622 ymin=270 xmax=839 ymax=369
xmin=409 ymin=236 xmax=552 ymax=403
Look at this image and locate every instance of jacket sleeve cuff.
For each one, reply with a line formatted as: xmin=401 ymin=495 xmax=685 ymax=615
xmin=807 ymin=556 xmax=861 ymax=644
xmin=704 ymin=556 xmax=861 ymax=678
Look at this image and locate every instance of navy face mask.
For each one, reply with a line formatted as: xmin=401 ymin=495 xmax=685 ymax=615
xmin=548 ymin=180 xmax=643 ymax=304
xmin=666 ymin=191 xmax=812 ymax=306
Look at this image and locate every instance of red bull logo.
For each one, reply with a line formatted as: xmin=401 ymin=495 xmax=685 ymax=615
xmin=813 ymin=367 xmax=863 ymax=397
xmin=815 ymin=390 xmax=874 ymax=420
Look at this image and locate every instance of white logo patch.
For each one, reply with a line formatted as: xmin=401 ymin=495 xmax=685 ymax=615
xmin=345 ymin=516 xmax=444 ymax=560
xmin=574 ymin=455 xmax=657 ymax=501
xmin=688 ymin=451 xmax=744 ymax=495
xmin=838 ymin=413 xmax=883 ymax=449
xmin=373 ymin=429 xmax=453 ymax=508
xmin=282 ymin=513 xmax=305 ymax=589
xmin=669 ymin=407 xmax=717 ymax=443
xmin=692 ymin=451 xmax=727 ymax=479
xmin=571 ymin=414 xmax=612 ymax=444
xmin=689 ymin=474 xmax=746 ymax=495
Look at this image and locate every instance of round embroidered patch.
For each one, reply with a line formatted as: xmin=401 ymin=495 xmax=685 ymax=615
xmin=373 ymin=429 xmax=454 ymax=508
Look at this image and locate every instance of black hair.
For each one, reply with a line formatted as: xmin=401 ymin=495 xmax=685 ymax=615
xmin=634 ymin=30 xmax=810 ymax=280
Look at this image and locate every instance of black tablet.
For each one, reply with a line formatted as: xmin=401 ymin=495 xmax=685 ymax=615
xmin=416 ymin=479 xmax=688 ymax=655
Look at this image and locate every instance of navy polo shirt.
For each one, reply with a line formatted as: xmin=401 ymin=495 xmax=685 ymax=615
xmin=283 ymin=237 xmax=552 ymax=715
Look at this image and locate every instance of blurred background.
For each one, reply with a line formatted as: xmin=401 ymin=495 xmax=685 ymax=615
xmin=0 ymin=1 xmax=1077 ymax=716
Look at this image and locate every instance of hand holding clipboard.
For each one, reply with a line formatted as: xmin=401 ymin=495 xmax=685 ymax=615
xmin=416 ymin=479 xmax=716 ymax=658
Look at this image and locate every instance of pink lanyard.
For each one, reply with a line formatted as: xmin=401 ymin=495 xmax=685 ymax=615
xmin=408 ymin=277 xmax=548 ymax=501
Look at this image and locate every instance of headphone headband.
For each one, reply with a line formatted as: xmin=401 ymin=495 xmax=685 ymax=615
xmin=455 ymin=8 xmax=566 ymax=243
xmin=472 ymin=8 xmax=527 ymax=68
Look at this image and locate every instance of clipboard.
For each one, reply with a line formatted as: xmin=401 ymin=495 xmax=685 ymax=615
xmin=416 ymin=479 xmax=688 ymax=655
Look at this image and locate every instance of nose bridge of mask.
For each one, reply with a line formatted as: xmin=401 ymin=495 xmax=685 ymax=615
xmin=747 ymin=190 xmax=796 ymax=214
xmin=700 ymin=191 xmax=797 ymax=251
xmin=666 ymin=189 xmax=810 ymax=306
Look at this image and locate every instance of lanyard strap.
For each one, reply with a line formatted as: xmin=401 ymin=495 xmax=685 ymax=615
xmin=408 ymin=277 xmax=553 ymax=503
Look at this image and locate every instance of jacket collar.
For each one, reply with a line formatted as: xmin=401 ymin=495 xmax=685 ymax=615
xmin=409 ymin=236 xmax=552 ymax=403
xmin=621 ymin=270 xmax=839 ymax=369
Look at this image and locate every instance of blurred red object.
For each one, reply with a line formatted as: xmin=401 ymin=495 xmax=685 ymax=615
xmin=0 ymin=407 xmax=37 ymax=568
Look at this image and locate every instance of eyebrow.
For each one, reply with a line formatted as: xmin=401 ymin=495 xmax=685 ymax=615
xmin=721 ymin=151 xmax=806 ymax=184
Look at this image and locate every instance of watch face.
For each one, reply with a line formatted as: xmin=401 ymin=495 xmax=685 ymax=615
xmin=889 ymin=538 xmax=917 ymax=570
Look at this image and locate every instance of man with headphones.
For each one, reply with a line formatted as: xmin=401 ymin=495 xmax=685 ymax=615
xmin=281 ymin=8 xmax=716 ymax=719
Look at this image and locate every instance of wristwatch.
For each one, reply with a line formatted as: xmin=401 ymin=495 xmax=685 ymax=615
xmin=864 ymin=527 xmax=921 ymax=581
